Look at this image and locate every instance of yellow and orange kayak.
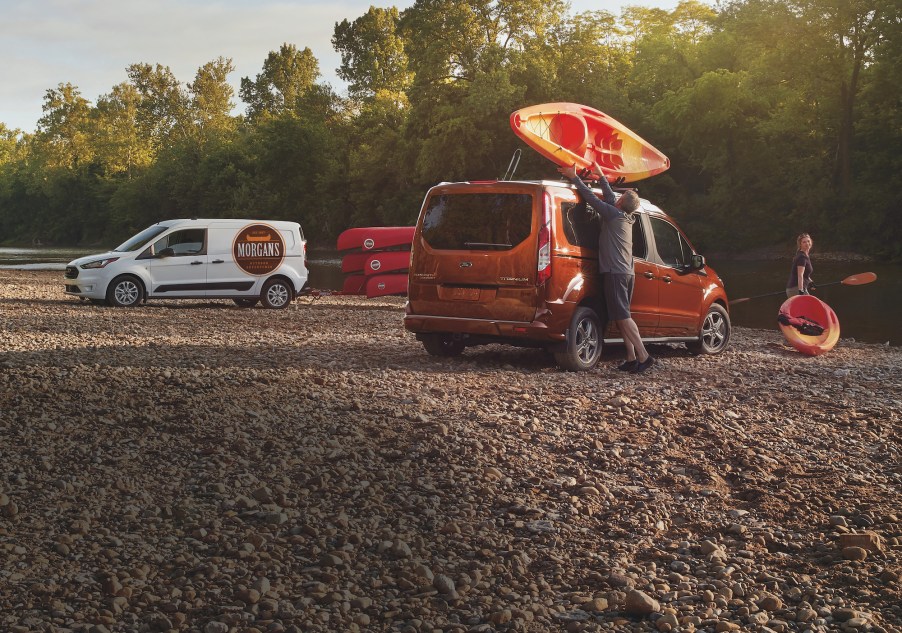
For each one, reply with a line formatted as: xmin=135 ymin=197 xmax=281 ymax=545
xmin=510 ymin=102 xmax=670 ymax=183
xmin=777 ymin=295 xmax=840 ymax=356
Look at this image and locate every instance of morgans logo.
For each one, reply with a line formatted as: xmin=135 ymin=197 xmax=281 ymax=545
xmin=233 ymin=224 xmax=285 ymax=275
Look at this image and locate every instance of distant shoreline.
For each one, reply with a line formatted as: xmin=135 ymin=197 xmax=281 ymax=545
xmin=707 ymin=246 xmax=874 ymax=263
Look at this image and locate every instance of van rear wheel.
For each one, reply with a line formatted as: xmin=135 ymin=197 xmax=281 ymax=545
xmin=554 ymin=307 xmax=602 ymax=371
xmin=421 ymin=333 xmax=465 ymax=357
xmin=261 ymin=278 xmax=292 ymax=309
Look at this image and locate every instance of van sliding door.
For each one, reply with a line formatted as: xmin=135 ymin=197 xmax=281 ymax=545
xmin=205 ymin=228 xmax=260 ymax=297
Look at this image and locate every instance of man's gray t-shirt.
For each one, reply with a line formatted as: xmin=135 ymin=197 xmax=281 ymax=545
xmin=569 ymin=176 xmax=636 ymax=275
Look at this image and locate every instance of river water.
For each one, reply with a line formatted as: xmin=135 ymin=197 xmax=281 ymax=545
xmin=3 ymin=247 xmax=898 ymax=346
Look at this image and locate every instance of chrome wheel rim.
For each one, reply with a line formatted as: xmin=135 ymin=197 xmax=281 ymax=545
xmin=701 ymin=311 xmax=727 ymax=351
xmin=267 ymin=283 xmax=289 ymax=307
xmin=575 ymin=318 xmax=600 ymax=364
xmin=115 ymin=281 xmax=139 ymax=306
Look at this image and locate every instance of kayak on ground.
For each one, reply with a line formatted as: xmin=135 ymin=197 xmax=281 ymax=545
xmin=777 ymin=295 xmax=840 ymax=356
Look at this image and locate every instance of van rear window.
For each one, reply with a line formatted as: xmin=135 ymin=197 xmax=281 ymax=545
xmin=422 ymin=193 xmax=533 ymax=251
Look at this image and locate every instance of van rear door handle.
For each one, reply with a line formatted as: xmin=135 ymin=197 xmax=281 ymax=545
xmin=212 ymin=259 xmax=224 ymax=264
xmin=643 ymin=271 xmax=655 ymax=279
xmin=662 ymin=275 xmax=672 ymax=283
xmin=190 ymin=261 xmax=204 ymax=265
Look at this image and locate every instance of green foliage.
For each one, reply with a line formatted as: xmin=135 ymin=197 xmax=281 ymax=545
xmin=239 ymin=44 xmax=320 ymax=122
xmin=0 ymin=124 xmax=20 ymax=155
xmin=190 ymin=57 xmax=238 ymax=139
xmin=0 ymin=0 xmax=898 ymax=259
xmin=33 ymin=83 xmax=95 ymax=169
xmin=333 ymin=6 xmax=412 ymax=101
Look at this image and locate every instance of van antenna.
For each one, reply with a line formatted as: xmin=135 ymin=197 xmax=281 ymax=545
xmin=501 ymin=149 xmax=521 ymax=181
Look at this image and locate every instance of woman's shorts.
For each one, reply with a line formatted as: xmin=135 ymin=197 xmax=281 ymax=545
xmin=604 ymin=273 xmax=634 ymax=321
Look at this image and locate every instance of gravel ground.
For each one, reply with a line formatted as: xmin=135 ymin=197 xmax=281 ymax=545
xmin=1 ymin=270 xmax=900 ymax=633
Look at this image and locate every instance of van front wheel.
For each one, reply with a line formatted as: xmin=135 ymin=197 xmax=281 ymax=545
xmin=106 ymin=275 xmax=144 ymax=307
xmin=261 ymin=278 xmax=292 ymax=309
xmin=421 ymin=333 xmax=465 ymax=357
xmin=687 ymin=303 xmax=731 ymax=355
xmin=554 ymin=307 xmax=602 ymax=371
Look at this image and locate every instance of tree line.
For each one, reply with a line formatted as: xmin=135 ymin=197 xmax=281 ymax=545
xmin=0 ymin=0 xmax=899 ymax=259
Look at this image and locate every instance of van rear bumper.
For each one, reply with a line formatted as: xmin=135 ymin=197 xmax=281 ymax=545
xmin=403 ymin=313 xmax=565 ymax=343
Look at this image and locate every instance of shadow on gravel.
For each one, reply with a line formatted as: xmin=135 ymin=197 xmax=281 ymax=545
xmin=1 ymin=296 xmax=409 ymax=313
xmin=0 ymin=335 xmax=708 ymax=374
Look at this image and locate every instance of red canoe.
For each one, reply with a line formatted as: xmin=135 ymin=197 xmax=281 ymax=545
xmin=366 ymin=273 xmax=408 ymax=298
xmin=341 ymin=252 xmax=370 ymax=274
xmin=364 ymin=250 xmax=411 ymax=276
xmin=342 ymin=274 xmax=367 ymax=295
xmin=337 ymin=226 xmax=415 ymax=252
xmin=777 ymin=295 xmax=840 ymax=356
xmin=510 ymin=102 xmax=670 ymax=182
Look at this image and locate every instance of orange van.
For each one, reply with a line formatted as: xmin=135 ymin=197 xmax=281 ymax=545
xmin=403 ymin=179 xmax=730 ymax=370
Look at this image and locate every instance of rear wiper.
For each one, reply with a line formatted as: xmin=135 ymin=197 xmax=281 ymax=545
xmin=463 ymin=242 xmax=512 ymax=248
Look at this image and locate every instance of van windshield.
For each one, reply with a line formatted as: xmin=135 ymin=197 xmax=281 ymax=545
xmin=422 ymin=193 xmax=533 ymax=251
xmin=114 ymin=225 xmax=169 ymax=252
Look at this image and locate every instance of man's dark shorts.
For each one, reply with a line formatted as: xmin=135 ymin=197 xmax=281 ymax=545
xmin=603 ymin=273 xmax=634 ymax=321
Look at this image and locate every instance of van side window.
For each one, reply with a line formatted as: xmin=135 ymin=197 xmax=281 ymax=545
xmin=632 ymin=216 xmax=648 ymax=260
xmin=649 ymin=217 xmax=690 ymax=268
xmin=154 ymin=229 xmax=207 ymax=256
xmin=561 ymin=201 xmax=599 ymax=248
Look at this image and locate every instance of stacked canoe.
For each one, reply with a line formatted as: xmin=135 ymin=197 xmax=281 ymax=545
xmin=337 ymin=226 xmax=414 ymax=298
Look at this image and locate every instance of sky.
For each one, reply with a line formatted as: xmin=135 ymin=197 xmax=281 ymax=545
xmin=1 ymin=0 xmax=688 ymax=134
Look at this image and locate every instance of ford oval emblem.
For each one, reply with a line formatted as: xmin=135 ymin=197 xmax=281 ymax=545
xmin=459 ymin=261 xmax=472 ymax=268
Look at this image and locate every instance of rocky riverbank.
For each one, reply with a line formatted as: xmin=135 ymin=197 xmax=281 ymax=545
xmin=1 ymin=270 xmax=899 ymax=633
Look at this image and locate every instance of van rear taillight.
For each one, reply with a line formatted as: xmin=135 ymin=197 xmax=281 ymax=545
xmin=537 ymin=192 xmax=552 ymax=285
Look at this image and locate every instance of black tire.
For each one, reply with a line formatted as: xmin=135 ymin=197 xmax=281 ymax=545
xmin=261 ymin=278 xmax=293 ymax=309
xmin=421 ymin=333 xmax=465 ymax=357
xmin=106 ymin=275 xmax=144 ymax=307
xmin=687 ymin=303 xmax=731 ymax=355
xmin=233 ymin=298 xmax=259 ymax=308
xmin=554 ymin=306 xmax=603 ymax=371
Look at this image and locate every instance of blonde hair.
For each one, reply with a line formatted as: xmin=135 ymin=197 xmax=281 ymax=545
xmin=796 ymin=233 xmax=812 ymax=249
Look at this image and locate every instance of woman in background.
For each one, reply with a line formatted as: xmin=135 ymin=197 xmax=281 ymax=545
xmin=786 ymin=233 xmax=814 ymax=297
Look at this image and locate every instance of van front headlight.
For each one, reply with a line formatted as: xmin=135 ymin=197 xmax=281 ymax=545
xmin=81 ymin=257 xmax=120 ymax=269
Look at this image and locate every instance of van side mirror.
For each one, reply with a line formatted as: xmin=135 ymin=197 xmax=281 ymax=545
xmin=157 ymin=247 xmax=174 ymax=258
xmin=690 ymin=254 xmax=705 ymax=270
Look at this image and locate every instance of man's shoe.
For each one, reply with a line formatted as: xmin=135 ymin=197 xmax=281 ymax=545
xmin=631 ymin=356 xmax=655 ymax=374
xmin=617 ymin=360 xmax=638 ymax=372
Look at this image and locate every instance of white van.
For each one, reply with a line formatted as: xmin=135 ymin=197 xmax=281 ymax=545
xmin=64 ymin=219 xmax=308 ymax=308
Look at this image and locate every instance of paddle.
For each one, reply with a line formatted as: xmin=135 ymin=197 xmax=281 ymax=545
xmin=731 ymin=272 xmax=877 ymax=305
